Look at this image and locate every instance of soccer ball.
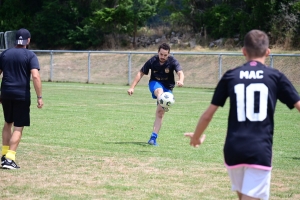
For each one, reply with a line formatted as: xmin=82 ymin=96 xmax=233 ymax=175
xmin=158 ymin=92 xmax=175 ymax=108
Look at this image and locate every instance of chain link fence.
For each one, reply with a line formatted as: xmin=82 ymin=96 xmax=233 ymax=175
xmin=1 ymin=50 xmax=300 ymax=90
xmin=4 ymin=31 xmax=16 ymax=49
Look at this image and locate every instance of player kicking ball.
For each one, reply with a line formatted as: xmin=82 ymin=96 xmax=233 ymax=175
xmin=127 ymin=43 xmax=184 ymax=146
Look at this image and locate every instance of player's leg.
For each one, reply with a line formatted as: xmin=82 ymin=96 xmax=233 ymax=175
xmin=240 ymin=194 xmax=260 ymax=200
xmin=235 ymin=191 xmax=260 ymax=200
xmin=3 ymin=126 xmax=23 ymax=169
xmin=148 ymin=81 xmax=166 ymax=145
xmin=2 ymin=122 xmax=13 ymax=145
xmin=153 ymin=96 xmax=165 ymax=127
xmin=237 ymin=191 xmax=243 ymax=200
xmin=1 ymin=122 xmax=13 ymax=166
xmin=238 ymin=190 xmax=259 ymax=200
xmin=3 ymin=100 xmax=30 ymax=169
xmin=7 ymin=126 xmax=24 ymax=153
xmin=1 ymin=100 xmax=13 ymax=166
xmin=154 ymin=87 xmax=166 ymax=111
xmin=236 ymin=191 xmax=260 ymax=200
xmin=152 ymin=82 xmax=173 ymax=133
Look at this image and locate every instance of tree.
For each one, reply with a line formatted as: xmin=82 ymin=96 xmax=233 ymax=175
xmin=31 ymin=0 xmax=106 ymax=49
xmin=0 ymin=0 xmax=42 ymax=31
xmin=204 ymin=4 xmax=240 ymax=38
xmin=158 ymin=0 xmax=211 ymax=33
xmin=31 ymin=0 xmax=77 ymax=49
xmin=92 ymin=0 xmax=159 ymax=48
xmin=270 ymin=1 xmax=299 ymax=48
xmin=1 ymin=0 xmax=299 ymax=49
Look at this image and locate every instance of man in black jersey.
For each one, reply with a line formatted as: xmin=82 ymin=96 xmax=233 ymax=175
xmin=185 ymin=30 xmax=300 ymax=200
xmin=0 ymin=28 xmax=43 ymax=169
xmin=127 ymin=43 xmax=184 ymax=146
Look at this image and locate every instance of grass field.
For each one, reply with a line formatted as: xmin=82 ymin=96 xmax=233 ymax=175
xmin=0 ymin=82 xmax=299 ymax=200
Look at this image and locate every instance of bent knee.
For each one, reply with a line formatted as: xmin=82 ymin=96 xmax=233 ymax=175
xmin=156 ymin=109 xmax=165 ymax=118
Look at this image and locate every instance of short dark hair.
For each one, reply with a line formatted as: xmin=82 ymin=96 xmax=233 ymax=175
xmin=244 ymin=30 xmax=269 ymax=58
xmin=158 ymin=43 xmax=170 ymax=53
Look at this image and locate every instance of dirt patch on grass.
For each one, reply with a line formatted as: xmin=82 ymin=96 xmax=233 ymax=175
xmin=1 ymin=143 xmax=299 ymax=199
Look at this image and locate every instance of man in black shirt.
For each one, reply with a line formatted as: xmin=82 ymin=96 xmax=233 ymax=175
xmin=0 ymin=28 xmax=43 ymax=169
xmin=128 ymin=43 xmax=184 ymax=145
xmin=185 ymin=30 xmax=300 ymax=199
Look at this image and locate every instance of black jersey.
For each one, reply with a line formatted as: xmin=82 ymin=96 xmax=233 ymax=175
xmin=211 ymin=61 xmax=300 ymax=169
xmin=0 ymin=48 xmax=40 ymax=100
xmin=141 ymin=55 xmax=182 ymax=90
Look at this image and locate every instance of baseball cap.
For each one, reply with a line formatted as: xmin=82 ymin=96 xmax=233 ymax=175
xmin=15 ymin=28 xmax=31 ymax=45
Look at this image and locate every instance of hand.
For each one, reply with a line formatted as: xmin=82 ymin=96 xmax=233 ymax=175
xmin=37 ymin=98 xmax=44 ymax=108
xmin=184 ymin=133 xmax=206 ymax=148
xmin=176 ymin=81 xmax=184 ymax=87
xmin=127 ymin=88 xmax=134 ymax=96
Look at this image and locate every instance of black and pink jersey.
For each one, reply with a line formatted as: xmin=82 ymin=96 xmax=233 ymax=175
xmin=211 ymin=61 xmax=300 ymax=170
xmin=141 ymin=55 xmax=182 ymax=90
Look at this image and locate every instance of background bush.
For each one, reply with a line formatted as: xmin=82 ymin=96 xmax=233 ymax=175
xmin=0 ymin=0 xmax=299 ymax=50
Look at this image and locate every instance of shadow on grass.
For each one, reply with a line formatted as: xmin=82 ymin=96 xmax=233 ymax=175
xmin=291 ymin=157 xmax=300 ymax=160
xmin=284 ymin=157 xmax=300 ymax=160
xmin=106 ymin=141 xmax=150 ymax=146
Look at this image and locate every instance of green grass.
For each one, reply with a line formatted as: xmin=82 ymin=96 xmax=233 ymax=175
xmin=0 ymin=82 xmax=299 ymax=200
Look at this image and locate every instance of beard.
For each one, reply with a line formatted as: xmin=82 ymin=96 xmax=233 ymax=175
xmin=159 ymin=58 xmax=166 ymax=63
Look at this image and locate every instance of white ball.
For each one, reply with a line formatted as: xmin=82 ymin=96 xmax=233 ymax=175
xmin=158 ymin=92 xmax=175 ymax=108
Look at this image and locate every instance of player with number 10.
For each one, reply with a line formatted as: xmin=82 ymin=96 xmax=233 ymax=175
xmin=184 ymin=30 xmax=300 ymax=200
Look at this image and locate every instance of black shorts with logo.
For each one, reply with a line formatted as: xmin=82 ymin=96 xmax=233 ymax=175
xmin=1 ymin=99 xmax=31 ymax=127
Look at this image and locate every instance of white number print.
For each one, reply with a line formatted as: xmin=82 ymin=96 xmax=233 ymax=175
xmin=234 ymin=83 xmax=268 ymax=122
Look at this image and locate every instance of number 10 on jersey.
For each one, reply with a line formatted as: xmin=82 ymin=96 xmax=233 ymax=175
xmin=234 ymin=83 xmax=268 ymax=122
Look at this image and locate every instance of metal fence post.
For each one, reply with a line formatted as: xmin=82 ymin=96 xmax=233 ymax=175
xmin=218 ymin=54 xmax=222 ymax=80
xmin=128 ymin=52 xmax=132 ymax=85
xmin=88 ymin=51 xmax=91 ymax=83
xmin=0 ymin=32 xmax=5 ymax=49
xmin=270 ymin=55 xmax=274 ymax=68
xmin=50 ymin=50 xmax=53 ymax=81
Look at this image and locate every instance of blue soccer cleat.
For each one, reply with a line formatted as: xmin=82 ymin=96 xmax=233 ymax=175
xmin=148 ymin=133 xmax=158 ymax=146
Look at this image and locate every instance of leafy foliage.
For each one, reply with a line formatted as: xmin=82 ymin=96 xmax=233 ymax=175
xmin=92 ymin=0 xmax=159 ymax=47
xmin=204 ymin=4 xmax=240 ymax=38
xmin=31 ymin=0 xmax=74 ymax=48
xmin=0 ymin=0 xmax=42 ymax=31
xmin=0 ymin=0 xmax=299 ymax=49
xmin=270 ymin=2 xmax=299 ymax=48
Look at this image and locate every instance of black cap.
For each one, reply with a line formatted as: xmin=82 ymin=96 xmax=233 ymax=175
xmin=15 ymin=28 xmax=31 ymax=46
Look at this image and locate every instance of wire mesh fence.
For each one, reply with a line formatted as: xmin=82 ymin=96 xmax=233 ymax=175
xmin=1 ymin=50 xmax=300 ymax=90
xmin=4 ymin=31 xmax=16 ymax=49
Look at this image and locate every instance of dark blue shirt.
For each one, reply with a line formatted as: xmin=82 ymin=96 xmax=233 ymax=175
xmin=0 ymin=48 xmax=40 ymax=100
xmin=141 ymin=55 xmax=182 ymax=89
xmin=211 ymin=61 xmax=300 ymax=168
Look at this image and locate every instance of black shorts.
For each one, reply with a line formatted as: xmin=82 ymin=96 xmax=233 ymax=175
xmin=1 ymin=99 xmax=31 ymax=127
